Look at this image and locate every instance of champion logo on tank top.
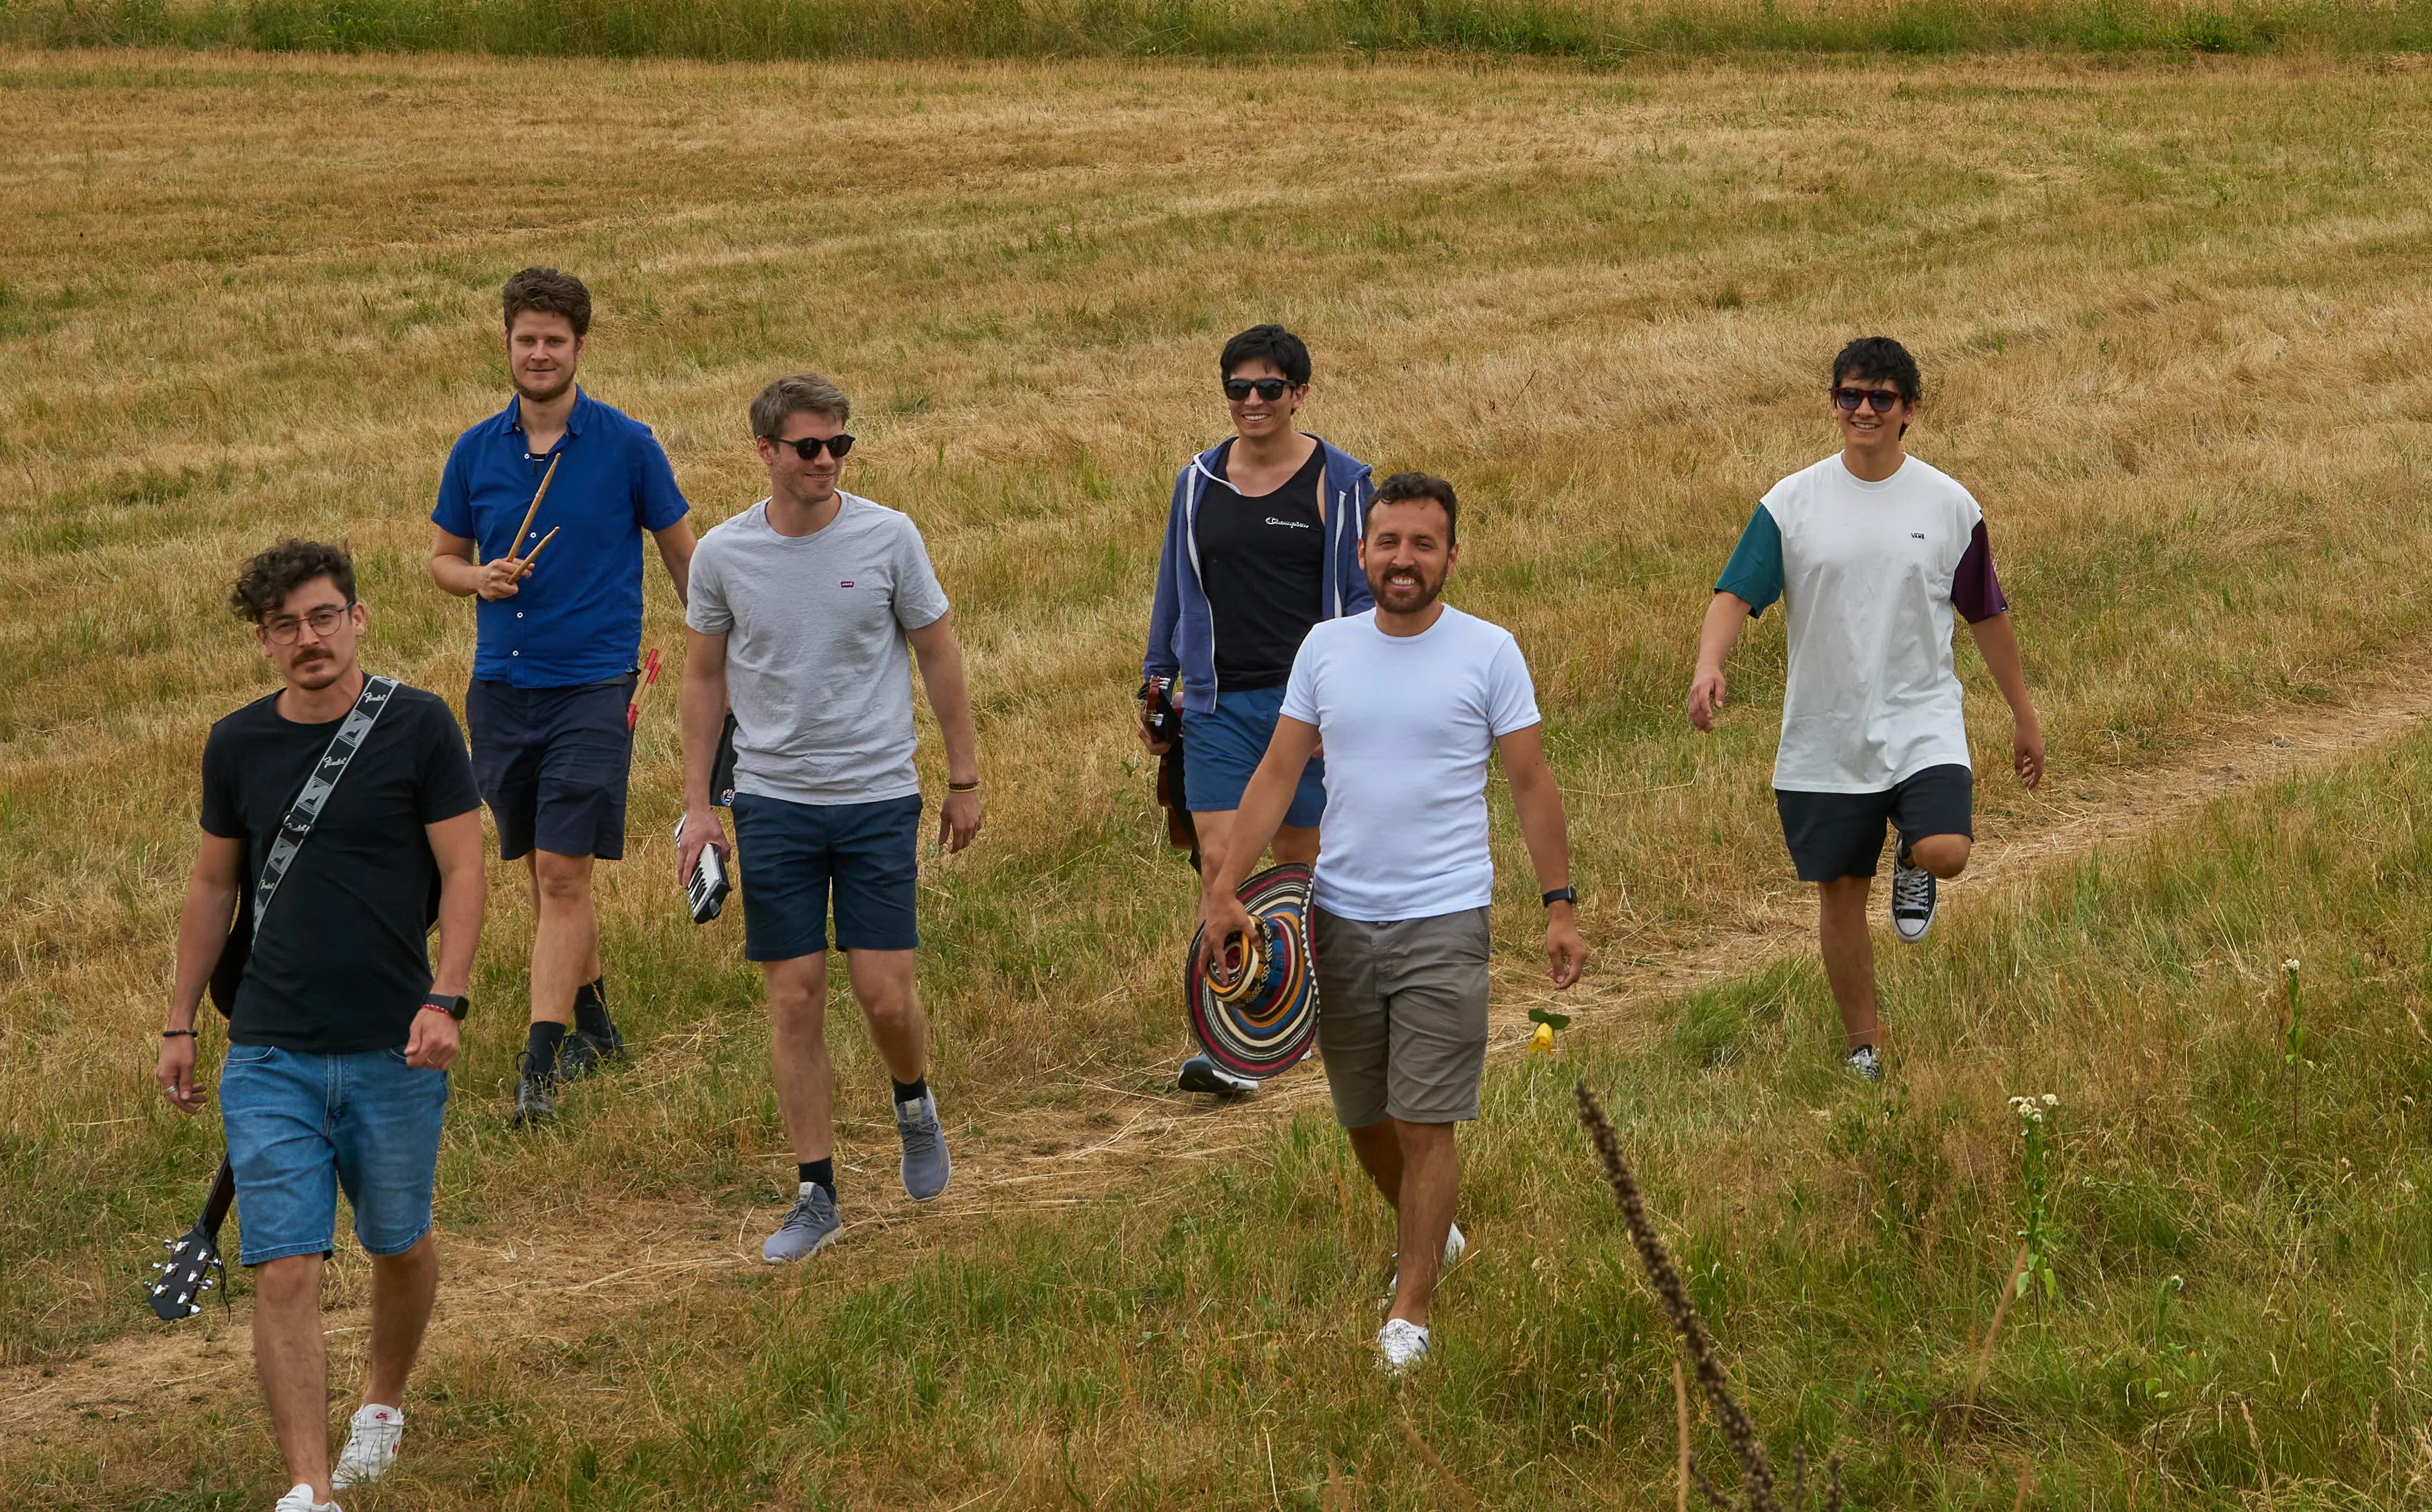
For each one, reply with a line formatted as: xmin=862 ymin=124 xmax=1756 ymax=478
xmin=1265 ymin=516 xmax=1312 ymax=530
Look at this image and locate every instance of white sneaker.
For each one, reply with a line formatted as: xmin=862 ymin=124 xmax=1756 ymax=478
xmin=1847 ymin=1045 xmax=1884 ymax=1083
xmin=1376 ymin=1317 xmax=1431 ymax=1374
xmin=1382 ymin=1222 xmax=1467 ymax=1307
xmin=272 ymin=1484 xmax=342 ymax=1512
xmin=330 ymin=1403 xmax=404 ymax=1488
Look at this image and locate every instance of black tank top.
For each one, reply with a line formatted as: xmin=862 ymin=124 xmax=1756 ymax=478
xmin=1193 ymin=440 xmax=1327 ymax=691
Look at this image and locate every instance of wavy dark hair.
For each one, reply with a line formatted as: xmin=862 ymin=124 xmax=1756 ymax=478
xmin=230 ymin=539 xmax=355 ymax=624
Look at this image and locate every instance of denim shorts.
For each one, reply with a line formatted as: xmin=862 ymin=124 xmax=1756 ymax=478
xmin=732 ymin=791 xmax=922 ymax=960
xmin=1179 ymin=685 xmax=1325 ymax=830
xmin=219 ymin=1044 xmax=449 ymax=1267
xmin=465 ymin=675 xmax=635 ymax=861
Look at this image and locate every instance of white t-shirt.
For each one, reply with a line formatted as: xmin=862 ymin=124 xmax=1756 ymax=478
xmin=1716 ymin=454 xmax=2007 ymax=793
xmin=1280 ymin=605 xmax=1542 ymax=922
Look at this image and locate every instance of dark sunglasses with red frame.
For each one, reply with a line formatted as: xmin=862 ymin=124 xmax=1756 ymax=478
xmin=1832 ymin=386 xmax=1906 ymax=413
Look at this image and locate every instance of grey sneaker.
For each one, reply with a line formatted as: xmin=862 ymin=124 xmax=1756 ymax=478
xmin=1890 ymin=843 xmax=1937 ymax=944
xmin=510 ymin=1051 xmax=557 ymax=1126
xmin=1847 ymin=1045 xmax=1884 ymax=1083
xmin=896 ymin=1091 xmax=952 ymax=1202
xmin=761 ymin=1186 xmax=842 ymax=1264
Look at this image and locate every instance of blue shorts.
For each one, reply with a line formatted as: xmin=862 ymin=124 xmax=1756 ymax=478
xmin=732 ymin=792 xmax=922 ymax=960
xmin=465 ymin=675 xmax=635 ymax=861
xmin=219 ymin=1045 xmax=449 ymax=1267
xmin=1180 ymin=686 xmax=1325 ymax=830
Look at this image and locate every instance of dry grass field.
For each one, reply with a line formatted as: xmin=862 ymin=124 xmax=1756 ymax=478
xmin=5 ymin=45 xmax=2432 ymax=1510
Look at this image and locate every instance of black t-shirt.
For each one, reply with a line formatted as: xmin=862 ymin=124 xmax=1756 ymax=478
xmin=1194 ymin=439 xmax=1327 ymax=690
xmin=199 ymin=683 xmax=481 ymax=1055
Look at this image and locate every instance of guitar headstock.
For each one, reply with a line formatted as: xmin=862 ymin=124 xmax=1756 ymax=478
xmin=148 ymin=1223 xmax=224 ymax=1321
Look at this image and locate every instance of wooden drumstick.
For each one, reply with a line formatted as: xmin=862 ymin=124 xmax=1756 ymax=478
xmin=514 ymin=525 xmax=561 ymax=578
xmin=626 ymin=647 xmax=663 ymax=731
xmin=508 ymin=453 xmax=559 ymax=563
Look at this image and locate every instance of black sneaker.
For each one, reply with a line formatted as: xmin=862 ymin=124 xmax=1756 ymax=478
xmin=511 ymin=1050 xmax=558 ymax=1126
xmin=1177 ymin=1054 xmax=1257 ymax=1097
xmin=559 ymin=1018 xmax=624 ymax=1080
xmin=1889 ymin=843 xmax=1937 ymax=944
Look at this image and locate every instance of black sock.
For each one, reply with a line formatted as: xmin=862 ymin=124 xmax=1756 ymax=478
xmin=892 ymin=1076 xmax=929 ymax=1107
xmin=798 ymin=1158 xmax=835 ymax=1199
xmin=525 ymin=1020 xmax=568 ymax=1072
xmin=573 ymin=976 xmax=613 ymax=1038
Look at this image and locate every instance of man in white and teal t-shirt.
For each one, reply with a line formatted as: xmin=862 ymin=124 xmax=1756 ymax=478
xmin=1687 ymin=337 xmax=2043 ymax=1082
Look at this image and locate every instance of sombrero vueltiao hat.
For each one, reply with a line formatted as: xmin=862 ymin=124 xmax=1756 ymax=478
xmin=1185 ymin=862 xmax=1318 ymax=1081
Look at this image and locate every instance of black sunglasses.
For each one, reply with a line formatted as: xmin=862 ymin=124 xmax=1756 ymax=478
xmin=1223 ymin=377 xmax=1293 ymax=402
xmin=769 ymin=432 xmax=855 ymax=461
xmin=1832 ymin=386 xmax=1905 ymax=413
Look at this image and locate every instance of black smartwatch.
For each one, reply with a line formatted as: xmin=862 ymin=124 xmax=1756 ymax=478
xmin=420 ymin=993 xmax=469 ymax=1021
xmin=1541 ymin=886 xmax=1577 ymax=908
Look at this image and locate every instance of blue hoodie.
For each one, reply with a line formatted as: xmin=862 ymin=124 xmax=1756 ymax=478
xmin=1144 ymin=436 xmax=1376 ymax=714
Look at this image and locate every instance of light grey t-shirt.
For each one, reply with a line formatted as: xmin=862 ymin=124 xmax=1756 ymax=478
xmin=685 ymin=492 xmax=951 ymax=806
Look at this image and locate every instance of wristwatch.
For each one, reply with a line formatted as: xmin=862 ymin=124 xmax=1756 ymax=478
xmin=420 ymin=993 xmax=469 ymax=1021
xmin=1541 ymin=886 xmax=1577 ymax=908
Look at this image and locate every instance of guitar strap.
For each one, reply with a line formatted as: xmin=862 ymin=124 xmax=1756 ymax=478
xmin=250 ymin=675 xmax=399 ymax=937
xmin=208 ymin=675 xmax=398 ymax=1014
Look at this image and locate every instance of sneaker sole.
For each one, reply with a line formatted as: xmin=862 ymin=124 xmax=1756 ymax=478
xmin=762 ymin=1227 xmax=842 ymax=1264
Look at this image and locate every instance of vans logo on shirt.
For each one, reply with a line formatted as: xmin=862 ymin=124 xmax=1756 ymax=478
xmin=1911 ymin=532 xmax=1925 ymax=539
xmin=1265 ymin=517 xmax=1312 ymax=530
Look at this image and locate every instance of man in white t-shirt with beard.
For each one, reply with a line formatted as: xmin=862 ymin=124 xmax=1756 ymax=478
xmin=1687 ymin=336 xmax=2044 ymax=1083
xmin=1200 ymin=472 xmax=1588 ymax=1375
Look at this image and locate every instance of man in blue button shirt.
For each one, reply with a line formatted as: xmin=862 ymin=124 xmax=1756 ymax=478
xmin=428 ymin=268 xmax=696 ymax=1125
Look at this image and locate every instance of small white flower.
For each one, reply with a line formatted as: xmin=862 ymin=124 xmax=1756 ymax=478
xmin=2042 ymin=1093 xmax=2059 ymax=1107
xmin=2283 ymin=958 xmax=2301 ymax=972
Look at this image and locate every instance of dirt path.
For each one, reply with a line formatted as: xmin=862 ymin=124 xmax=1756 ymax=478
xmin=9 ymin=655 xmax=2431 ymax=1455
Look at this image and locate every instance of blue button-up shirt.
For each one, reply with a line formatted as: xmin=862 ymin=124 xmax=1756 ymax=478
xmin=433 ymin=389 xmax=691 ymax=688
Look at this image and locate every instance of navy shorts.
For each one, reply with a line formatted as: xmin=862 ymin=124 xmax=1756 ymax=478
xmin=465 ymin=675 xmax=634 ymax=861
xmin=1180 ymin=685 xmax=1325 ymax=830
xmin=732 ymin=791 xmax=922 ymax=960
xmin=1776 ymin=764 xmax=1974 ymax=883
xmin=220 ymin=1044 xmax=449 ymax=1267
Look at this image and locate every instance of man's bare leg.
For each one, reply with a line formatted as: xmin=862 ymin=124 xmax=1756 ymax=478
xmin=763 ymin=953 xmax=835 ymax=1162
xmin=361 ymin=1234 xmax=438 ymax=1410
xmin=1817 ymin=875 xmax=1880 ymax=1051
xmin=1382 ymin=1121 xmax=1458 ymax=1329
xmin=527 ymin=850 xmax=598 ymax=1030
xmin=253 ymin=1253 xmax=332 ymax=1500
xmin=842 ymin=949 xmax=927 ymax=1085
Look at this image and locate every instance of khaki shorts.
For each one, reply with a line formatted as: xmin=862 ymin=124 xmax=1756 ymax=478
xmin=1312 ymin=905 xmax=1492 ymax=1128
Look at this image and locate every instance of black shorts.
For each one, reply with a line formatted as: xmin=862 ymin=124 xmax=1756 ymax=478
xmin=465 ymin=675 xmax=635 ymax=861
xmin=1776 ymin=764 xmax=1972 ymax=883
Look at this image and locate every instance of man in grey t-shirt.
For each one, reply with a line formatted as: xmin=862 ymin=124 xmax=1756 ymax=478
xmin=678 ymin=373 xmax=983 ymax=1264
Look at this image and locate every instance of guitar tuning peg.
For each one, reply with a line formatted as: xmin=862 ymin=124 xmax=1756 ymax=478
xmin=187 ymin=1303 xmax=203 ymax=1316
xmin=198 ymin=1279 xmax=216 ymax=1291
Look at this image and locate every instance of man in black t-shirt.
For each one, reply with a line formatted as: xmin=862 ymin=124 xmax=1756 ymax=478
xmin=156 ymin=541 xmax=484 ymax=1512
xmin=1141 ymin=324 xmax=1376 ymax=1096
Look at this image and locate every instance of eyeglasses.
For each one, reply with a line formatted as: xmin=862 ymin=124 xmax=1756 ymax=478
xmin=769 ymin=433 xmax=855 ymax=461
xmin=262 ymin=604 xmax=353 ymax=645
xmin=1832 ymin=386 xmax=1906 ymax=413
xmin=1223 ymin=377 xmax=1293 ymax=403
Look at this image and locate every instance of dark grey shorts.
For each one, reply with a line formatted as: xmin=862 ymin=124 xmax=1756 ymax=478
xmin=1776 ymin=763 xmax=1973 ymax=883
xmin=1312 ymin=905 xmax=1492 ymax=1128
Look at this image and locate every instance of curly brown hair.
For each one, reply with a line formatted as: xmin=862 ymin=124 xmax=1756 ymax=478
xmin=230 ymin=539 xmax=355 ymax=624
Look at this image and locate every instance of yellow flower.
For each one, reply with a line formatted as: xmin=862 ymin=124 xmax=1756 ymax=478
xmin=1528 ymin=1022 xmax=1554 ymax=1056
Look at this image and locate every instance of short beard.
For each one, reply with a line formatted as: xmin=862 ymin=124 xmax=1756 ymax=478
xmin=1367 ymin=567 xmax=1445 ymax=615
xmin=512 ymin=368 xmax=576 ymax=405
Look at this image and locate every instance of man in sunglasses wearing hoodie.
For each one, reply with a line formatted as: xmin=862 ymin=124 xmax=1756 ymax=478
xmin=1687 ymin=336 xmax=2043 ymax=1083
xmin=1141 ymin=324 xmax=1377 ymax=1097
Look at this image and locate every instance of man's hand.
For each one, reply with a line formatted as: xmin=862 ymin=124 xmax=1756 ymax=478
xmin=1136 ymin=716 xmax=1171 ymax=757
xmin=1195 ymin=891 xmax=1258 ymax=987
xmin=404 ymin=1008 xmax=461 ymax=1070
xmin=475 ymin=557 xmax=526 ymax=601
xmin=676 ymin=804 xmax=729 ymax=885
xmin=1544 ymin=906 xmax=1588 ymax=989
xmin=156 ymin=1036 xmax=205 ymax=1115
xmin=938 ymin=790 xmax=983 ymax=854
xmin=2013 ymin=715 xmax=2045 ymax=791
xmin=1687 ymin=664 xmax=1727 ymax=733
